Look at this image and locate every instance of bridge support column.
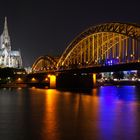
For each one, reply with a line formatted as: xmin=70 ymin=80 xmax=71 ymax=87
xmin=93 ymin=73 xmax=97 ymax=87
xmin=49 ymin=75 xmax=56 ymax=89
xmin=56 ymin=73 xmax=93 ymax=89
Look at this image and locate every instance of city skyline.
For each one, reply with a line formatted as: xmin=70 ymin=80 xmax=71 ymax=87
xmin=0 ymin=0 xmax=139 ymax=66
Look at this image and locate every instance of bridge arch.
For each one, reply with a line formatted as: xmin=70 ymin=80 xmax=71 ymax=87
xmin=57 ymin=22 xmax=140 ymax=70
xmin=32 ymin=55 xmax=57 ymax=73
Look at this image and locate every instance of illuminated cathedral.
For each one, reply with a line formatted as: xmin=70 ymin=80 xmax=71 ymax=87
xmin=0 ymin=17 xmax=22 ymax=68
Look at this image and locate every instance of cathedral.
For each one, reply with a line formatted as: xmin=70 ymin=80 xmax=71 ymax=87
xmin=0 ymin=17 xmax=22 ymax=68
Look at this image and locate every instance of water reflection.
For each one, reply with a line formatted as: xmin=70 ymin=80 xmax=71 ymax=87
xmin=0 ymin=86 xmax=139 ymax=140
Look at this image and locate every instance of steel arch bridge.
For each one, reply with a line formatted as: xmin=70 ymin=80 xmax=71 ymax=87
xmin=32 ymin=55 xmax=57 ymax=73
xmin=57 ymin=22 xmax=140 ymax=70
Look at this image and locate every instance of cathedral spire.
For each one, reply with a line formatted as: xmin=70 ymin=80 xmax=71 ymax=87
xmin=0 ymin=17 xmax=22 ymax=68
xmin=1 ymin=17 xmax=11 ymax=51
xmin=3 ymin=17 xmax=9 ymax=37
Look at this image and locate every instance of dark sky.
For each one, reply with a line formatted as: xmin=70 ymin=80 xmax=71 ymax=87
xmin=0 ymin=0 xmax=139 ymax=67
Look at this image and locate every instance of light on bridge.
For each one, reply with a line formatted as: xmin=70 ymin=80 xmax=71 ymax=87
xmin=17 ymin=77 xmax=23 ymax=83
xmin=93 ymin=73 xmax=96 ymax=86
xmin=31 ymin=77 xmax=37 ymax=82
xmin=17 ymin=77 xmax=22 ymax=82
xmin=48 ymin=75 xmax=56 ymax=88
xmin=31 ymin=86 xmax=36 ymax=89
xmin=44 ymin=77 xmax=49 ymax=82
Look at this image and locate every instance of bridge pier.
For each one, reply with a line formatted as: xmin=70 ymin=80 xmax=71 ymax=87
xmin=56 ymin=73 xmax=94 ymax=89
xmin=26 ymin=72 xmax=97 ymax=89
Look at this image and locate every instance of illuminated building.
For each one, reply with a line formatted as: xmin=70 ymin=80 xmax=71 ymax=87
xmin=0 ymin=17 xmax=22 ymax=68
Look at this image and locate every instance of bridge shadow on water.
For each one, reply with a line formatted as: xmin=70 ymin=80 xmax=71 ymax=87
xmin=56 ymin=85 xmax=140 ymax=100
xmin=57 ymin=88 xmax=94 ymax=95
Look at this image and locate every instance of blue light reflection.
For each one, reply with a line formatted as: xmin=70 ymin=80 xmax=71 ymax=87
xmin=95 ymin=86 xmax=138 ymax=140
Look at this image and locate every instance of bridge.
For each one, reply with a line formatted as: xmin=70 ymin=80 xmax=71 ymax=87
xmin=32 ymin=55 xmax=57 ymax=73
xmin=27 ymin=22 xmax=140 ymax=88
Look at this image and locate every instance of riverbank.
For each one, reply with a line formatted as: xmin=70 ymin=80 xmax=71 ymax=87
xmin=0 ymin=83 xmax=27 ymax=88
xmin=99 ymin=80 xmax=140 ymax=86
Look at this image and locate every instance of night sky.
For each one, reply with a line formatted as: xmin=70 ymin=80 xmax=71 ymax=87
xmin=0 ymin=0 xmax=139 ymax=67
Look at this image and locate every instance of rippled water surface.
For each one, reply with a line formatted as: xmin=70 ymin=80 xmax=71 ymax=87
xmin=0 ymin=86 xmax=140 ymax=140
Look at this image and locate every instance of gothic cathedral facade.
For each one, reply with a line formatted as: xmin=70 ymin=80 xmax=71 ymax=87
xmin=0 ymin=17 xmax=22 ymax=68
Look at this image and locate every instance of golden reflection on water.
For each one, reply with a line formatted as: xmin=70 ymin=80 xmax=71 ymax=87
xmin=0 ymin=86 xmax=139 ymax=140
xmin=42 ymin=89 xmax=60 ymax=140
xmin=26 ymin=86 xmax=140 ymax=140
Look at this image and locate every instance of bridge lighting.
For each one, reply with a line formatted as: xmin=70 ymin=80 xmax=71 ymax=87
xmin=132 ymin=77 xmax=135 ymax=81
xmin=81 ymin=73 xmax=87 ymax=75
xmin=45 ymin=86 xmax=48 ymax=89
xmin=105 ymin=59 xmax=119 ymax=66
xmin=31 ymin=86 xmax=36 ymax=89
xmin=17 ymin=77 xmax=22 ymax=82
xmin=93 ymin=73 xmax=96 ymax=85
xmin=49 ymin=75 xmax=56 ymax=88
xmin=45 ymin=77 xmax=48 ymax=81
xmin=17 ymin=87 xmax=22 ymax=90
xmin=48 ymin=74 xmax=51 ymax=77
xmin=31 ymin=77 xmax=36 ymax=82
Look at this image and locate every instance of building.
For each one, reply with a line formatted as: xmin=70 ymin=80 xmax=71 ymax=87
xmin=0 ymin=17 xmax=22 ymax=68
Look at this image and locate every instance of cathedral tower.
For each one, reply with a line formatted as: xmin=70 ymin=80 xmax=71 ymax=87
xmin=0 ymin=17 xmax=22 ymax=68
xmin=1 ymin=17 xmax=11 ymax=52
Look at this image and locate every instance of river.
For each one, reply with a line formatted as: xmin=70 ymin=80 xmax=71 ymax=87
xmin=0 ymin=86 xmax=140 ymax=140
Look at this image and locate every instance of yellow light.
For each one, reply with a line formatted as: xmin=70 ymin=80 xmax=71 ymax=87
xmin=31 ymin=77 xmax=36 ymax=82
xmin=50 ymin=75 xmax=56 ymax=88
xmin=17 ymin=77 xmax=23 ymax=83
xmin=17 ymin=87 xmax=22 ymax=90
xmin=17 ymin=77 xmax=22 ymax=81
xmin=93 ymin=73 xmax=96 ymax=86
xmin=31 ymin=86 xmax=36 ymax=89
xmin=45 ymin=77 xmax=48 ymax=82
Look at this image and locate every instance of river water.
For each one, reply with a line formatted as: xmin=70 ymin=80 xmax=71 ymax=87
xmin=0 ymin=86 xmax=140 ymax=140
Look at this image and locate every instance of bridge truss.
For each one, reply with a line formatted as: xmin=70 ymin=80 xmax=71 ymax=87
xmin=31 ymin=22 xmax=140 ymax=72
xmin=57 ymin=22 xmax=140 ymax=70
xmin=32 ymin=55 xmax=57 ymax=73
